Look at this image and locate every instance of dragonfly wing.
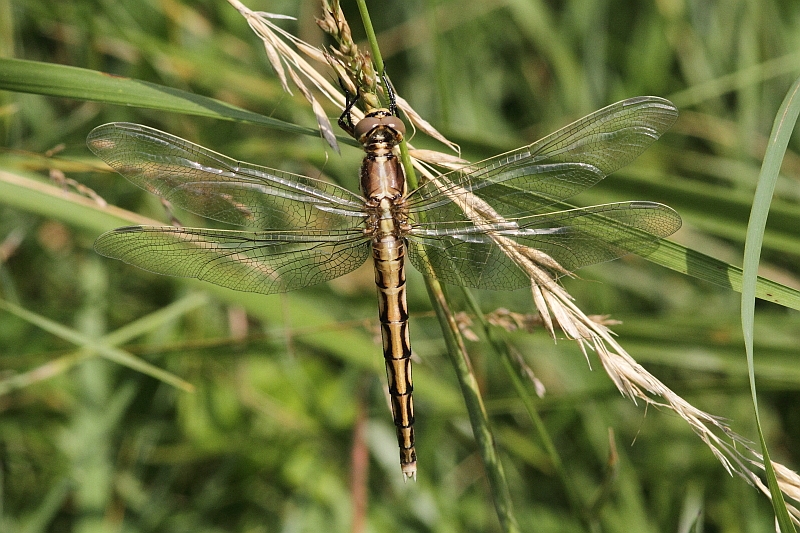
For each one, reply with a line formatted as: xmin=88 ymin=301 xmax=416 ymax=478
xmin=95 ymin=226 xmax=371 ymax=294
xmin=407 ymin=202 xmax=681 ymax=291
xmin=406 ymin=97 xmax=677 ymax=218
xmin=408 ymin=227 xmax=533 ymax=291
xmin=88 ymin=123 xmax=365 ymax=230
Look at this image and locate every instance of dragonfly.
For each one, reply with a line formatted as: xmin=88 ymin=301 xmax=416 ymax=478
xmin=88 ymin=96 xmax=682 ymax=480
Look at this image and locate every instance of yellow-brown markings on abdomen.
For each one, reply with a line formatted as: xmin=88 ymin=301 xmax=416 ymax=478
xmin=373 ymin=237 xmax=417 ymax=477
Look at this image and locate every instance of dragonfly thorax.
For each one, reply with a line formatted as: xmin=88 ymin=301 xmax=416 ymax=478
xmin=358 ymin=109 xmax=407 ymax=203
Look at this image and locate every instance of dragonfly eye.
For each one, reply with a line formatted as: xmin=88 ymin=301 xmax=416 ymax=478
xmin=354 ymin=112 xmax=406 ymax=144
xmin=354 ymin=116 xmax=382 ymax=141
xmin=382 ymin=116 xmax=406 ymax=137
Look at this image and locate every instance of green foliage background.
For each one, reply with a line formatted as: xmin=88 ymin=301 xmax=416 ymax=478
xmin=2 ymin=0 xmax=800 ymax=531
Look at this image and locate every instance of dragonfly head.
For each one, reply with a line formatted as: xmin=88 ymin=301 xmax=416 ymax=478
xmin=354 ymin=108 xmax=406 ymax=148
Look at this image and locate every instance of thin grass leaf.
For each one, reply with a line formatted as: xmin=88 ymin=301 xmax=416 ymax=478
xmin=19 ymin=477 xmax=72 ymax=533
xmin=424 ymin=277 xmax=520 ymax=533
xmin=0 ymin=292 xmax=211 ymax=394
xmin=102 ymin=292 xmax=210 ymax=345
xmin=645 ymin=239 xmax=800 ymax=311
xmin=0 ymin=351 xmax=91 ymax=395
xmin=354 ymin=0 xmax=386 ymax=76
xmin=0 ymin=298 xmax=194 ymax=392
xmin=668 ymin=52 xmax=800 ymax=108
xmin=460 ymin=287 xmax=591 ymax=527
xmin=0 ymin=57 xmax=351 ymax=141
xmin=0 ymin=169 xmax=157 ymax=233
xmin=741 ymin=76 xmax=800 ymax=532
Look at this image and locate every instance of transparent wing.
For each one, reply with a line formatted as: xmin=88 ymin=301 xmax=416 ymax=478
xmin=88 ymin=123 xmax=366 ymax=230
xmin=406 ymin=97 xmax=678 ymax=220
xmin=95 ymin=226 xmax=371 ymax=294
xmin=407 ymin=202 xmax=681 ymax=291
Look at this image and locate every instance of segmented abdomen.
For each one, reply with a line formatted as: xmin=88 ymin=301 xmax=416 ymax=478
xmin=372 ymin=236 xmax=416 ymax=479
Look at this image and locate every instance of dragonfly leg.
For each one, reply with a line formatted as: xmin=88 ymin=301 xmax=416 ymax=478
xmin=338 ymin=78 xmax=360 ymax=136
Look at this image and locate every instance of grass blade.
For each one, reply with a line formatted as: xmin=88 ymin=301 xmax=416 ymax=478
xmin=0 ymin=298 xmax=194 ymax=392
xmin=424 ymin=278 xmax=520 ymax=533
xmin=0 ymin=293 xmax=209 ymax=394
xmin=0 ymin=57 xmax=353 ymax=143
xmin=460 ymin=286 xmax=592 ymax=526
xmin=645 ymin=239 xmax=800 ymax=311
xmin=741 ymin=76 xmax=800 ymax=532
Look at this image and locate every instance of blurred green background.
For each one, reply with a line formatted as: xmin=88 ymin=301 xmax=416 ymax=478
xmin=2 ymin=0 xmax=800 ymax=531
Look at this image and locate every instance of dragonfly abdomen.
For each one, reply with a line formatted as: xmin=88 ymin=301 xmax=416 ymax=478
xmin=372 ymin=236 xmax=417 ymax=480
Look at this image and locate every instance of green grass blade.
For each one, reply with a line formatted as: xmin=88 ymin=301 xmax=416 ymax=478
xmin=424 ymin=278 xmax=520 ymax=533
xmin=400 ymin=113 xmax=520 ymax=530
xmin=741 ymin=76 xmax=800 ymax=533
xmin=359 ymin=3 xmax=516 ymax=523
xmin=645 ymin=239 xmax=800 ymax=311
xmin=460 ymin=286 xmax=592 ymax=526
xmin=101 ymin=292 xmax=210 ymax=346
xmin=668 ymin=51 xmax=800 ymax=108
xmin=0 ymin=169 xmax=157 ymax=233
xmin=347 ymin=5 xmax=518 ymax=527
xmin=0 ymin=298 xmax=194 ymax=392
xmin=0 ymin=293 xmax=210 ymax=394
xmin=19 ymin=477 xmax=72 ymax=533
xmin=0 ymin=57 xmax=352 ymax=142
xmin=355 ymin=0 xmax=385 ymax=76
